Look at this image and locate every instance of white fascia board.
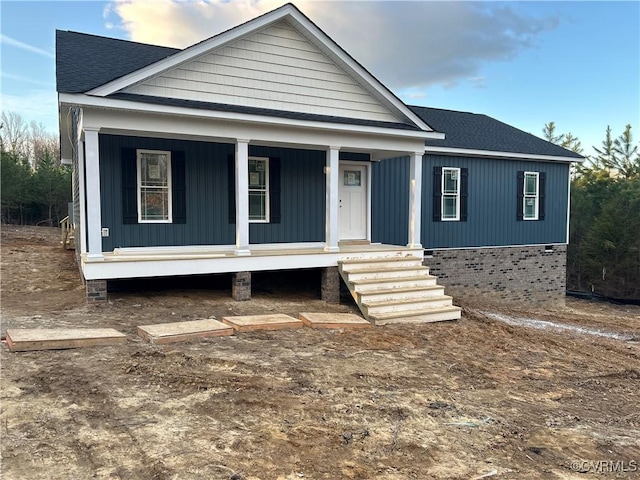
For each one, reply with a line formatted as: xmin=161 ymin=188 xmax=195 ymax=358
xmin=424 ymin=145 xmax=585 ymax=163
xmin=59 ymin=93 xmax=442 ymax=143
xmin=87 ymin=5 xmax=300 ymax=97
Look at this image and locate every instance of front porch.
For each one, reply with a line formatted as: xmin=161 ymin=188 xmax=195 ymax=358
xmin=82 ymin=243 xmax=461 ymax=324
xmin=66 ymin=96 xmax=449 ymax=320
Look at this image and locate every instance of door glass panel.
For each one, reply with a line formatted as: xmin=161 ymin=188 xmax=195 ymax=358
xmin=343 ymin=170 xmax=361 ymax=186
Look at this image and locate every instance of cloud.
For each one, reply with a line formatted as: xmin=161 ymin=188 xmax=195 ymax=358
xmin=1 ymin=90 xmax=59 ymax=133
xmin=0 ymin=34 xmax=55 ymax=59
xmin=104 ymin=0 xmax=559 ymax=91
xmin=1 ymin=72 xmax=51 ymax=88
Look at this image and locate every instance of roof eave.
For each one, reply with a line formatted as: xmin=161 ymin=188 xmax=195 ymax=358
xmin=59 ymin=93 xmax=443 ymax=141
xmin=423 ymin=145 xmax=585 ymax=163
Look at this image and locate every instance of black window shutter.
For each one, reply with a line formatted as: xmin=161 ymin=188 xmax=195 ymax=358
xmin=171 ymin=151 xmax=186 ymax=224
xmin=460 ymin=167 xmax=469 ymax=222
xmin=539 ymin=172 xmax=546 ymax=221
xmin=269 ymin=157 xmax=281 ymax=224
xmin=122 ymin=148 xmax=138 ymax=224
xmin=228 ymin=154 xmax=236 ymax=223
xmin=432 ymin=166 xmax=442 ymax=222
xmin=516 ymin=171 xmax=524 ymax=221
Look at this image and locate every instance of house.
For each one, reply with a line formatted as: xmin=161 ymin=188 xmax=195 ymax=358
xmin=56 ymin=3 xmax=583 ymax=322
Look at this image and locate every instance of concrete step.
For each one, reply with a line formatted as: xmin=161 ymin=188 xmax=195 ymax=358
xmin=340 ymin=257 xmax=423 ymax=272
xmin=351 ymin=275 xmax=437 ymax=293
xmin=345 ymin=266 xmax=431 ymax=281
xmin=357 ymin=285 xmax=446 ymax=304
xmin=363 ymin=295 xmax=453 ymax=316
xmin=369 ymin=306 xmax=462 ymax=325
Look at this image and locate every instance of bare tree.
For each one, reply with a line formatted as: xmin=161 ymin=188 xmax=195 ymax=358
xmin=0 ymin=111 xmax=29 ymax=158
xmin=29 ymin=120 xmax=60 ymax=168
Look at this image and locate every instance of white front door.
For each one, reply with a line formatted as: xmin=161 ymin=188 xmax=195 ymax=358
xmin=339 ymin=163 xmax=368 ymax=240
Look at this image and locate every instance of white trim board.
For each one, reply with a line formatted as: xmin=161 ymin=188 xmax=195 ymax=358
xmin=85 ymin=4 xmax=433 ymax=132
xmin=424 ymin=146 xmax=584 ymax=163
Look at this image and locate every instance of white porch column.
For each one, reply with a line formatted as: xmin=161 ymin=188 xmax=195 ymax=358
xmin=407 ymin=152 xmax=423 ymax=249
xmin=84 ymin=127 xmax=103 ymax=260
xmin=324 ymin=146 xmax=340 ymax=252
xmin=235 ymin=139 xmax=251 ymax=256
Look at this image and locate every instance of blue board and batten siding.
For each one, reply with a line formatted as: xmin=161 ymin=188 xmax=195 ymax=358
xmin=372 ymin=155 xmax=569 ymax=248
xmin=99 ymin=135 xmax=325 ymax=251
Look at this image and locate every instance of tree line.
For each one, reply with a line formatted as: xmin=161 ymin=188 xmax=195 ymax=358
xmin=544 ymin=122 xmax=640 ymax=301
xmin=1 ymin=109 xmax=638 ymax=299
xmin=1 ymin=111 xmax=71 ymax=226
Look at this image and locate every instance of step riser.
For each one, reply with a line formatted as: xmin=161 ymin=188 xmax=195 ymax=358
xmin=353 ymin=278 xmax=437 ymax=292
xmin=372 ymin=310 xmax=462 ymax=325
xmin=358 ymin=288 xmax=446 ymax=304
xmin=339 ymin=254 xmax=458 ymax=325
xmin=340 ymin=260 xmax=424 ymax=272
xmin=346 ymin=269 xmax=430 ymax=281
xmin=364 ymin=298 xmax=454 ymax=316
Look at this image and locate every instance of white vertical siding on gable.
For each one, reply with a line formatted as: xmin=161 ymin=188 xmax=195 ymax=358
xmin=124 ymin=21 xmax=400 ymax=123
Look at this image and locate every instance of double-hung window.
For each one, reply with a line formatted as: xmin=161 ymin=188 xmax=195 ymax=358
xmin=523 ymin=171 xmax=539 ymax=220
xmin=442 ymin=167 xmax=461 ymax=221
xmin=137 ymin=150 xmax=172 ymax=223
xmin=248 ymin=157 xmax=269 ymax=222
xmin=433 ymin=166 xmax=468 ymax=222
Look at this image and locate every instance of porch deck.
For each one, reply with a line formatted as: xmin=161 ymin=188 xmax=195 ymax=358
xmin=81 ymin=243 xmax=423 ymax=281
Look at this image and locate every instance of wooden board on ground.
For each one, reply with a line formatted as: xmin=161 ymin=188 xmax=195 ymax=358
xmin=222 ymin=314 xmax=303 ymax=332
xmin=137 ymin=319 xmax=233 ymax=344
xmin=298 ymin=312 xmax=372 ymax=329
xmin=5 ymin=328 xmax=127 ymax=352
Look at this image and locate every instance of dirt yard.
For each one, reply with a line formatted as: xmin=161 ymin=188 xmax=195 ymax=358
xmin=1 ymin=226 xmax=639 ymax=479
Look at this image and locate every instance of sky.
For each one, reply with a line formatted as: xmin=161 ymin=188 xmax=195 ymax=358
xmin=1 ymin=0 xmax=639 ymax=157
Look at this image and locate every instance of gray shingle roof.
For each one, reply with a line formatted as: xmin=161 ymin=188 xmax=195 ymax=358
xmin=56 ymin=29 xmax=583 ymax=159
xmin=56 ymin=30 xmax=179 ymax=93
xmin=410 ymin=105 xmax=583 ymax=159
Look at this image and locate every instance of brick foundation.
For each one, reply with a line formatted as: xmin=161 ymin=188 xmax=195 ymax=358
xmin=232 ymin=271 xmax=251 ymax=301
xmin=321 ymin=266 xmax=341 ymax=304
xmin=425 ymin=245 xmax=567 ymax=306
xmin=86 ymin=279 xmax=108 ymax=304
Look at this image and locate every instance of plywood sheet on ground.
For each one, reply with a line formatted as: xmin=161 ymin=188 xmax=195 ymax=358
xmin=222 ymin=314 xmax=303 ymax=332
xmin=5 ymin=328 xmax=127 ymax=352
xmin=298 ymin=312 xmax=371 ymax=329
xmin=137 ymin=319 xmax=233 ymax=344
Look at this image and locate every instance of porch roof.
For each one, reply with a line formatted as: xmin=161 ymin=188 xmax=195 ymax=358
xmin=109 ymin=93 xmax=423 ymax=132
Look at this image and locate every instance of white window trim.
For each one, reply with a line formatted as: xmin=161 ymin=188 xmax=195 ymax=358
xmin=523 ymin=171 xmax=539 ymax=221
xmin=137 ymin=149 xmax=172 ymax=223
xmin=248 ymin=156 xmax=269 ymax=223
xmin=441 ymin=167 xmax=461 ymax=222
